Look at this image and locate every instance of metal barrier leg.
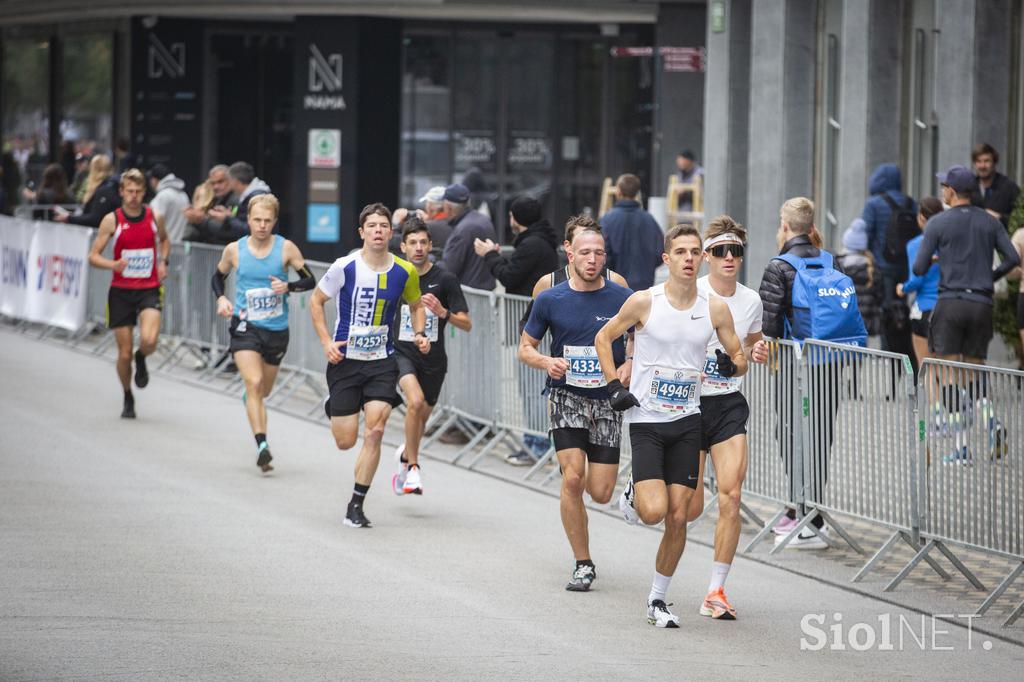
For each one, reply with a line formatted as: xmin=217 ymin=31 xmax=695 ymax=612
xmin=743 ymin=507 xmax=790 ymax=553
xmin=420 ymin=412 xmax=458 ymax=452
xmin=450 ymin=423 xmax=493 ymax=466
xmin=853 ymin=530 xmax=952 ymax=583
xmin=976 ymin=560 xmax=1024 ymax=616
xmin=931 ymin=540 xmax=986 ymax=591
xmin=885 ymin=540 xmax=938 ymax=592
xmin=815 ymin=509 xmax=866 ymax=555
xmin=464 ymin=429 xmax=509 ymax=470
xmin=1005 ymin=599 xmax=1024 ymax=627
xmin=522 ymin=446 xmax=555 ymax=481
xmin=738 ymin=501 xmax=764 ymax=528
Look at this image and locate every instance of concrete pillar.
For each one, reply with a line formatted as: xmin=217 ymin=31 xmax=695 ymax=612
xmin=972 ymin=0 xmax=1014 ymax=156
xmin=703 ymin=0 xmax=751 ymax=231
xmin=745 ymin=0 xmax=817 ymax=286
xmin=934 ymin=0 xmax=977 ymax=170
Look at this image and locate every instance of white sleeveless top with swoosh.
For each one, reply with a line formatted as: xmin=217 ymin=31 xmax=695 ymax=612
xmin=628 ymin=283 xmax=715 ymax=424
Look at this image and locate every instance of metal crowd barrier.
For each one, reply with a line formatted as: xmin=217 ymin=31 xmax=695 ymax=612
xmin=10 ymin=222 xmax=1024 ymax=627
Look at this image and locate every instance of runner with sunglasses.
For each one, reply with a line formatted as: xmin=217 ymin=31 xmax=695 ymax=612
xmin=687 ymin=215 xmax=769 ymax=619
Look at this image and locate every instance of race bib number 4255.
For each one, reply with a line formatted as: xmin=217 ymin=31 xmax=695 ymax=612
xmin=564 ymin=345 xmax=606 ymax=388
xmin=346 ymin=325 xmax=389 ymax=361
xmin=647 ymin=366 xmax=700 ymax=415
xmin=398 ymin=305 xmax=438 ymax=342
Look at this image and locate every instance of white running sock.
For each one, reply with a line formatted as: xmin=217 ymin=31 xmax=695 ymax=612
xmin=648 ymin=572 xmax=672 ymax=604
xmin=708 ymin=561 xmax=731 ymax=592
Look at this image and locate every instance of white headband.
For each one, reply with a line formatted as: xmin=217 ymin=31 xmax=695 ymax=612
xmin=704 ymin=233 xmax=744 ymax=250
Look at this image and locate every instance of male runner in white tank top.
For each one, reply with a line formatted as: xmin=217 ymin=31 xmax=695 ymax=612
xmin=686 ymin=216 xmax=769 ymax=620
xmin=595 ymin=223 xmax=747 ymax=629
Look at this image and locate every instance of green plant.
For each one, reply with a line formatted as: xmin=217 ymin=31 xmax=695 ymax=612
xmin=993 ymin=192 xmax=1024 ymax=367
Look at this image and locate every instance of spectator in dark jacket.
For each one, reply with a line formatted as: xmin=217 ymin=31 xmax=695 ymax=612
xmin=837 ymin=218 xmax=883 ymax=339
xmin=759 ymin=196 xmax=840 ymax=543
xmin=209 ymin=161 xmax=270 ymax=243
xmin=601 ymin=174 xmax=664 ymax=290
xmin=473 ymin=196 xmax=559 ymax=296
xmin=970 ymin=143 xmax=1020 ymax=229
xmin=56 ymin=154 xmax=119 ymax=227
xmin=184 ymin=164 xmax=238 ymax=243
xmin=439 ymin=183 xmax=497 ymax=290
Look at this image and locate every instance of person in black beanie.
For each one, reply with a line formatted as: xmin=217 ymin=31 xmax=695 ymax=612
xmin=473 ymin=195 xmax=559 ymax=296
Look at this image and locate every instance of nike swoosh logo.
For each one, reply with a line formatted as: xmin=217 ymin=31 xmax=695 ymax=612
xmin=688 ymin=475 xmax=698 ymax=480
xmin=427 ymin=284 xmax=439 ymax=289
xmin=691 ymin=315 xmax=705 ymax=320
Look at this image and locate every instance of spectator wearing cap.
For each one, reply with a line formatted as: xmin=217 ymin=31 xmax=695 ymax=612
xmin=969 ymin=143 xmax=1020 ymax=229
xmin=601 ymin=173 xmax=665 ymax=291
xmin=472 ymin=196 xmax=559 ymax=296
xmin=913 ymin=165 xmax=1019 ymax=364
xmin=389 ymin=187 xmax=455 ymax=258
xmin=147 ymin=164 xmax=190 ymax=243
xmin=420 ymin=186 xmax=449 ymax=221
xmin=439 ymin=183 xmax=497 ymax=290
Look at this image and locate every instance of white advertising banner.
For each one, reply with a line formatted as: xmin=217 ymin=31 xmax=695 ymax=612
xmin=0 ymin=216 xmax=91 ymax=331
xmin=0 ymin=215 xmax=34 ymax=319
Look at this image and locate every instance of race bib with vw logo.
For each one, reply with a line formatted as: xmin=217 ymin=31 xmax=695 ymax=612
xmin=564 ymin=345 xmax=606 ymax=388
xmin=397 ymin=304 xmax=438 ymax=342
xmin=346 ymin=325 xmax=389 ymax=361
xmin=245 ymin=287 xmax=284 ymax=321
xmin=121 ymin=248 xmax=154 ymax=278
xmin=702 ymin=354 xmax=741 ymax=393
xmin=647 ymin=366 xmax=700 ymax=415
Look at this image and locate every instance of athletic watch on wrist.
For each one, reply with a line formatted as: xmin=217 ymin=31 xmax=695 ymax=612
xmin=415 ymin=331 xmax=428 ymax=339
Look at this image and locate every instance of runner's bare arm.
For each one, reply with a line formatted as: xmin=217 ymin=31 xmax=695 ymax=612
xmin=616 ymin=332 xmax=635 ymax=387
xmin=518 ymin=331 xmax=567 ymax=380
xmin=154 ymin=211 xmax=171 ymax=280
xmin=609 ymin=270 xmax=629 ymax=288
xmin=595 ymin=290 xmax=650 ymax=384
xmin=745 ymin=330 xmax=769 ymax=364
xmin=310 ymin=287 xmax=345 ymax=363
xmin=447 ymin=310 xmax=472 ymax=332
xmin=407 ymin=295 xmax=431 ymax=354
xmin=88 ymin=213 xmax=124 ymax=271
xmin=710 ymin=297 xmax=747 ymax=377
xmin=531 ymin=275 xmax=550 ymax=299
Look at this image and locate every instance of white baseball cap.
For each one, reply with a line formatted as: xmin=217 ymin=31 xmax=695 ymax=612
xmin=418 ymin=186 xmax=446 ymax=204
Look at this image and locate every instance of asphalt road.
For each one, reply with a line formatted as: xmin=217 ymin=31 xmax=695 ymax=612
xmin=1 ymin=330 xmax=1021 ymax=680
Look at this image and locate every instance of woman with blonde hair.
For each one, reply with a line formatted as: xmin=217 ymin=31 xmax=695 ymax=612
xmin=56 ymin=154 xmax=121 ymax=228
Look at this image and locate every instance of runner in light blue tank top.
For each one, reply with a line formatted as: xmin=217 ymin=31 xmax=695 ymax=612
xmin=236 ymin=234 xmax=289 ymax=331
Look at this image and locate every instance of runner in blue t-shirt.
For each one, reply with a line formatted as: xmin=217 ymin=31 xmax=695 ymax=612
xmin=520 ymin=226 xmax=632 ymax=592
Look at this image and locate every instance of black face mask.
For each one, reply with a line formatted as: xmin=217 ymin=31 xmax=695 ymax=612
xmin=707 ymin=243 xmax=744 ymax=259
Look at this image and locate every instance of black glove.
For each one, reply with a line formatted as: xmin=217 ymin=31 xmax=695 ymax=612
xmin=715 ymin=348 xmax=737 ymax=378
xmin=607 ymin=378 xmax=640 ymax=411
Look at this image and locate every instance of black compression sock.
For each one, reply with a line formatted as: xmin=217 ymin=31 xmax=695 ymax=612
xmin=576 ymin=559 xmax=594 ymax=568
xmin=255 ymin=433 xmax=267 ymax=448
xmin=350 ymin=483 xmax=370 ymax=506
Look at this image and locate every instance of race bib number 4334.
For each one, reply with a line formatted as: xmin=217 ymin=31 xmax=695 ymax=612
xmin=647 ymin=366 xmax=700 ymax=415
xmin=346 ymin=325 xmax=389 ymax=361
xmin=564 ymin=345 xmax=606 ymax=388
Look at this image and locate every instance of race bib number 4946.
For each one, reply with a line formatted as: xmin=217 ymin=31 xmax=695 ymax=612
xmin=647 ymin=366 xmax=700 ymax=415
xmin=346 ymin=325 xmax=389 ymax=361
xmin=564 ymin=345 xmax=606 ymax=388
xmin=121 ymin=248 xmax=154 ymax=278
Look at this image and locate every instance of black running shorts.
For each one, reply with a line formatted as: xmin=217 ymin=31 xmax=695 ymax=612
xmin=699 ymin=392 xmax=749 ymax=452
xmin=107 ymin=286 xmax=162 ymax=328
xmin=909 ymin=308 xmax=932 ymax=339
xmin=928 ymin=297 xmax=993 ymax=359
xmin=629 ymin=415 xmax=701 ymax=488
xmin=326 ymin=354 xmax=400 ymax=417
xmin=548 ymin=387 xmax=621 ymax=464
xmin=229 ymin=316 xmax=289 ymax=366
xmin=395 ymin=351 xmax=447 ymax=407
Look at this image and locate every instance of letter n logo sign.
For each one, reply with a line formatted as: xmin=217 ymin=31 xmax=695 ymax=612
xmin=308 ymin=44 xmax=343 ymax=92
xmin=148 ymin=35 xmax=186 ymax=78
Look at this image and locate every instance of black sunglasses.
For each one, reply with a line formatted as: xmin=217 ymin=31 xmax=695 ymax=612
xmin=707 ymin=243 xmax=744 ymax=258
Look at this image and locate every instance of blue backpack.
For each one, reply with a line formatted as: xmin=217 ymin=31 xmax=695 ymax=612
xmin=774 ymin=251 xmax=867 ymax=347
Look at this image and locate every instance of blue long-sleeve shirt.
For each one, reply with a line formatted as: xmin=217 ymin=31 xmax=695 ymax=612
xmin=901 ymin=235 xmax=938 ymax=312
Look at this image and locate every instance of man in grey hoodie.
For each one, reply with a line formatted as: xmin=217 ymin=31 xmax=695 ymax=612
xmin=147 ymin=164 xmax=190 ymax=243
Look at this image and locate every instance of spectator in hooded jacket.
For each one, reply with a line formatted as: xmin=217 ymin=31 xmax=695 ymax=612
xmin=837 ymin=218 xmax=883 ymax=341
xmin=601 ymin=173 xmax=664 ymax=291
xmin=147 ymin=164 xmax=191 ymax=243
xmin=473 ymin=196 xmax=559 ymax=296
xmin=56 ymin=154 xmax=119 ymax=227
xmin=897 ymin=196 xmax=943 ymax=367
xmin=860 ymin=163 xmax=916 ymax=352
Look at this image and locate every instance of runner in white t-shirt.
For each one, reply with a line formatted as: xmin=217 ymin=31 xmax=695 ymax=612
xmin=595 ymin=223 xmax=747 ymax=629
xmin=689 ymin=216 xmax=769 ymax=620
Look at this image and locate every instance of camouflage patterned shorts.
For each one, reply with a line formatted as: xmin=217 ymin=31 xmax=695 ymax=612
xmin=548 ymin=387 xmax=622 ymax=448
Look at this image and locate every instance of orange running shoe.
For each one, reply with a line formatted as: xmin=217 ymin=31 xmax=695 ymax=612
xmin=700 ymin=588 xmax=737 ymax=620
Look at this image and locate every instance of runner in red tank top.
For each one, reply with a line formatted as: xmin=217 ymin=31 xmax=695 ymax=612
xmin=88 ymin=169 xmax=170 ymax=419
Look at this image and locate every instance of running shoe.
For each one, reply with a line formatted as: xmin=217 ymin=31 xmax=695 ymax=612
xmin=776 ymin=525 xmax=829 ymax=549
xmin=505 ymin=450 xmax=535 ymax=466
xmin=566 ymin=563 xmax=596 ymax=592
xmin=121 ymin=392 xmax=136 ymax=419
xmin=772 ymin=515 xmax=798 ymax=535
xmin=256 ymin=442 xmax=274 ymax=472
xmin=647 ymin=600 xmax=679 ymax=628
xmin=134 ymin=350 xmax=149 ymax=388
xmin=700 ymin=588 xmax=737 ymax=620
xmin=392 ymin=443 xmax=408 ymax=495
xmin=618 ymin=476 xmax=640 ymax=526
xmin=941 ymin=446 xmax=973 ymax=466
xmin=344 ymin=502 xmax=371 ymax=528
xmin=403 ymin=464 xmax=423 ymax=495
